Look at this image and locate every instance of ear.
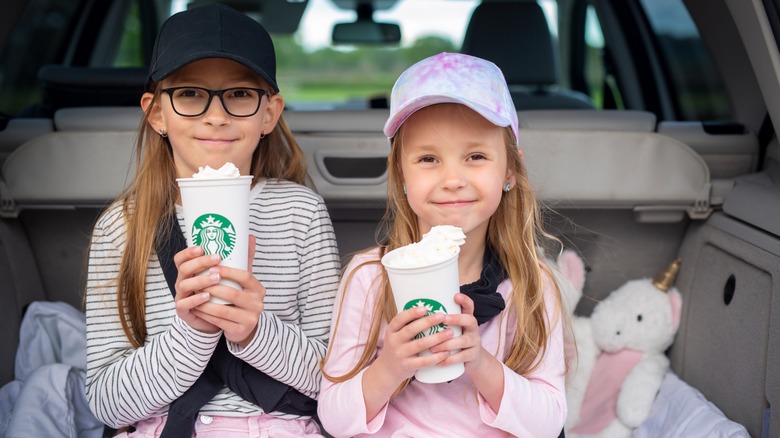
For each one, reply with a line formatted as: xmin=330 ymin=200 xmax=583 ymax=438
xmin=261 ymin=93 xmax=285 ymax=135
xmin=506 ymin=149 xmax=523 ymax=188
xmin=668 ymin=288 xmax=683 ymax=331
xmin=141 ymin=92 xmax=165 ymax=133
xmin=505 ymin=167 xmax=517 ymax=190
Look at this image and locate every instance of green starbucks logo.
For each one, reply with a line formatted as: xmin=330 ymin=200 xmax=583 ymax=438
xmin=403 ymin=298 xmax=448 ymax=339
xmin=192 ymin=214 xmax=237 ymax=259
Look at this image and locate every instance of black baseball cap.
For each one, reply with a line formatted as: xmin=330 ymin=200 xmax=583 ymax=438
xmin=147 ymin=3 xmax=278 ymax=91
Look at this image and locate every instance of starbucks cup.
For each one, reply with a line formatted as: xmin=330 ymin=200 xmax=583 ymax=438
xmin=381 ymin=251 xmax=465 ymax=383
xmin=177 ymin=175 xmax=253 ymax=304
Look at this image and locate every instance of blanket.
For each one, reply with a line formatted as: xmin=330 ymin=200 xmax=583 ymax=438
xmin=0 ymin=301 xmax=103 ymax=437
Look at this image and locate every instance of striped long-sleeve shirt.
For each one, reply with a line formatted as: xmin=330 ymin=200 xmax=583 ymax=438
xmin=85 ymin=179 xmax=341 ymax=429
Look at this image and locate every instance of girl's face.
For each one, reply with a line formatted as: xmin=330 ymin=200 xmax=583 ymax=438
xmin=399 ymin=103 xmax=514 ymax=241
xmin=142 ymin=58 xmax=283 ymax=178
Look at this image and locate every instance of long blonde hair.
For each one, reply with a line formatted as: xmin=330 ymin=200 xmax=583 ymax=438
xmin=322 ymin=126 xmax=562 ymax=395
xmin=111 ymin=79 xmax=312 ymax=349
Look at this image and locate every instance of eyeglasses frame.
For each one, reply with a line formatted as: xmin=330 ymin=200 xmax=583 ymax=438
xmin=161 ymin=86 xmax=268 ymax=118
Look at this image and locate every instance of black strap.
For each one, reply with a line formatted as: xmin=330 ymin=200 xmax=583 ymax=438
xmin=153 ymin=211 xmax=316 ymax=437
xmin=459 ymin=246 xmax=507 ymax=325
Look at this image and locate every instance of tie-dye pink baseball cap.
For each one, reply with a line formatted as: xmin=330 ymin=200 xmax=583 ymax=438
xmin=383 ymin=52 xmax=519 ymax=142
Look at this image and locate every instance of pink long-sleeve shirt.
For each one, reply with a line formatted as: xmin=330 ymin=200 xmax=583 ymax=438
xmin=318 ymin=250 xmax=567 ymax=437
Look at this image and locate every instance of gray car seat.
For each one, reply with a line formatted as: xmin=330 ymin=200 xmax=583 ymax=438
xmin=461 ymin=1 xmax=594 ymax=110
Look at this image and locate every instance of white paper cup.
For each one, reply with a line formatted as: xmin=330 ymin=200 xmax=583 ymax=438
xmin=177 ymin=175 xmax=253 ymax=304
xmin=381 ymin=252 xmax=465 ymax=383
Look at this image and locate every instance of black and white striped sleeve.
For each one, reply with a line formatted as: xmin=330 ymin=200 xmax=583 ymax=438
xmin=84 ymin=204 xmax=222 ymax=428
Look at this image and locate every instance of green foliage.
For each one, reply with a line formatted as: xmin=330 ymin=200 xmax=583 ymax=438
xmin=273 ymin=34 xmax=457 ymax=104
xmin=114 ymin=1 xmax=144 ymax=67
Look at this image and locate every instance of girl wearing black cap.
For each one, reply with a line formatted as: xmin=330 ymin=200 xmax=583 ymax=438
xmin=84 ymin=4 xmax=340 ymax=437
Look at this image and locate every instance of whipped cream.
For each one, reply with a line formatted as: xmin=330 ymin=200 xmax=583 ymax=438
xmin=382 ymin=225 xmax=466 ymax=268
xmin=192 ymin=162 xmax=241 ymax=178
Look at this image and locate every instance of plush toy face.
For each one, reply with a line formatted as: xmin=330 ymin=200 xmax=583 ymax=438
xmin=590 ymin=279 xmax=681 ymax=354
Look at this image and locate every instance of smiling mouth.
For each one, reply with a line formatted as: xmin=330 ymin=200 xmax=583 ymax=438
xmin=197 ymin=137 xmax=235 ymax=144
xmin=435 ymin=200 xmax=474 ymax=206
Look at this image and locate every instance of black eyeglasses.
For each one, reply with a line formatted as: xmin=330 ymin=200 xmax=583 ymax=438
xmin=161 ymin=87 xmax=267 ymax=117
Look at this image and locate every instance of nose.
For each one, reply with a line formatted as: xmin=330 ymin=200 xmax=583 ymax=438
xmin=441 ymin=162 xmax=466 ymax=190
xmin=202 ymin=95 xmax=230 ymax=125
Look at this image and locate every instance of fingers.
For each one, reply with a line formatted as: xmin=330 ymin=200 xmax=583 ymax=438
xmin=204 ymin=281 xmax=264 ymax=310
xmin=389 ymin=307 xmax=444 ymax=341
xmin=192 ymin=292 xmax=262 ymax=344
xmin=247 ymin=234 xmax=256 ymax=270
xmin=388 ymin=308 xmax=454 ymax=353
xmin=213 ymin=265 xmax=265 ymax=295
xmin=178 ymin=253 xmax=221 ymax=278
xmin=454 ymin=293 xmax=475 ymax=316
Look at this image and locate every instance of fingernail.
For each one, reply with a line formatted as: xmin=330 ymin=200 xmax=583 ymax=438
xmin=210 ymin=273 xmax=220 ymax=281
xmin=193 ymin=246 xmax=203 ymax=255
xmin=201 ymin=293 xmax=209 ymax=300
xmin=210 ymin=254 xmax=220 ymax=262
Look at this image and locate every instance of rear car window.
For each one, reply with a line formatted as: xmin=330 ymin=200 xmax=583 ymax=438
xmin=638 ymin=0 xmax=731 ymax=120
xmin=0 ymin=0 xmax=83 ymax=117
xmin=0 ymin=0 xmax=731 ymax=121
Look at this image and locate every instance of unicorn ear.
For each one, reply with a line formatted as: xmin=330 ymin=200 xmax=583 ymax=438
xmin=668 ymin=288 xmax=683 ymax=331
xmin=557 ymin=249 xmax=586 ymax=292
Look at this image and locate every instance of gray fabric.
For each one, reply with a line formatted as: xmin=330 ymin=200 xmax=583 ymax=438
xmin=518 ymin=109 xmax=657 ymax=132
xmin=284 ymin=109 xmax=388 ymax=133
xmin=722 ymin=158 xmax=780 ymax=236
xmin=0 ymin=301 xmax=103 ymax=437
xmin=1 ymin=131 xmax=136 ymax=205
xmin=634 ymin=371 xmax=749 ymax=437
xmin=0 ymin=220 xmax=46 ymax=386
xmin=54 ymin=107 xmax=142 ymax=132
xmin=519 ymin=129 xmax=711 ymax=207
xmin=20 ymin=209 xmax=100 ymax=310
xmin=545 ymin=208 xmax=689 ymax=317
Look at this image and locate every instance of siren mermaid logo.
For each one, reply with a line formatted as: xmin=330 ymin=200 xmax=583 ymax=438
xmin=191 ymin=214 xmax=236 ymax=259
xmin=403 ymin=298 xmax=448 ymax=339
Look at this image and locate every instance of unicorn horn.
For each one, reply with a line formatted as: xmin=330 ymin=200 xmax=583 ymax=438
xmin=652 ymin=258 xmax=682 ymax=292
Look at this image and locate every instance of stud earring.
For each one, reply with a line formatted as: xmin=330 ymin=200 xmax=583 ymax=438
xmin=402 ymin=184 xmax=407 ymax=195
xmin=504 ymin=182 xmax=511 ymax=192
xmin=259 ymin=131 xmax=266 ymax=140
xmin=158 ymin=129 xmax=167 ymax=138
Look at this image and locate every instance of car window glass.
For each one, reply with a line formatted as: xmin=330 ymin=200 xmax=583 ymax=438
xmin=0 ymin=0 xmax=84 ymax=116
xmin=637 ymin=0 xmax=731 ymax=120
xmin=272 ymin=0 xmax=479 ymax=110
xmin=114 ymin=0 xmax=145 ymax=67
xmin=581 ymin=5 xmax=623 ymax=110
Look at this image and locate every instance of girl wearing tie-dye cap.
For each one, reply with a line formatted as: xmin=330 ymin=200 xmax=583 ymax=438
xmin=318 ymin=52 xmax=567 ymax=437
